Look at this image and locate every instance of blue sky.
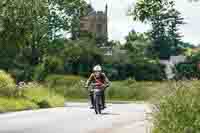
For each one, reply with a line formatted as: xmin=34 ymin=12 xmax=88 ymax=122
xmin=87 ymin=0 xmax=200 ymax=45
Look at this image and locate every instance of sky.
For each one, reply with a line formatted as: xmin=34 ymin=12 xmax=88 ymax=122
xmin=86 ymin=0 xmax=200 ymax=45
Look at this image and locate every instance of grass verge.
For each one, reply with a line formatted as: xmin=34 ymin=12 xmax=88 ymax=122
xmin=0 ymin=97 xmax=38 ymax=113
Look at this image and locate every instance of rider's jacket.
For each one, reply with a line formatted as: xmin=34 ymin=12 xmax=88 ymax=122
xmin=86 ymin=73 xmax=110 ymax=88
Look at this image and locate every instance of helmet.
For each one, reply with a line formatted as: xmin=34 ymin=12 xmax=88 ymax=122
xmin=93 ymin=65 xmax=102 ymax=72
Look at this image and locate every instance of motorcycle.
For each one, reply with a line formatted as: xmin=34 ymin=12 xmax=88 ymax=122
xmin=86 ymin=83 xmax=105 ymax=114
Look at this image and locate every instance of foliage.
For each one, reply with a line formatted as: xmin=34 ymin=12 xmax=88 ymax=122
xmin=44 ymin=75 xmax=171 ymax=101
xmin=124 ymin=30 xmax=152 ymax=58
xmin=33 ymin=63 xmax=48 ymax=81
xmin=153 ymin=81 xmax=200 ymax=133
xmin=175 ymin=63 xmax=198 ymax=79
xmin=133 ymin=60 xmax=166 ymax=81
xmin=175 ymin=52 xmax=200 ymax=79
xmin=0 ymin=0 xmax=92 ymax=82
xmin=45 ymin=75 xmax=85 ymax=97
xmin=131 ymin=0 xmax=185 ymax=59
xmin=0 ymin=70 xmax=16 ymax=96
xmin=22 ymin=82 xmax=65 ymax=108
xmin=44 ymin=56 xmax=64 ymax=74
xmin=0 ymin=0 xmax=49 ymax=67
xmin=63 ymin=39 xmax=103 ymax=75
xmin=189 ymin=52 xmax=200 ymax=63
xmin=48 ymin=0 xmax=92 ymax=40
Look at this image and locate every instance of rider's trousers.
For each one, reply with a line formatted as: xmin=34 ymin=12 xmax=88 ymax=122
xmin=89 ymin=90 xmax=105 ymax=107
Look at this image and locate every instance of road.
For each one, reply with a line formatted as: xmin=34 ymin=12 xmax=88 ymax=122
xmin=0 ymin=102 xmax=152 ymax=133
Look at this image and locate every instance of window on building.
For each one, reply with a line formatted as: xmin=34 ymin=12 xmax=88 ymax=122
xmin=80 ymin=23 xmax=85 ymax=28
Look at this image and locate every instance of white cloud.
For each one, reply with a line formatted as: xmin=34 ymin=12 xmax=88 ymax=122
xmin=89 ymin=0 xmax=200 ymax=45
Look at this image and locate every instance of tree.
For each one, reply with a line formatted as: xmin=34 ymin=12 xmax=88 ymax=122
xmin=0 ymin=0 xmax=49 ymax=69
xmin=47 ymin=0 xmax=92 ymax=40
xmin=63 ymin=38 xmax=103 ymax=75
xmin=124 ymin=30 xmax=152 ymax=59
xmin=131 ymin=0 xmax=185 ymax=59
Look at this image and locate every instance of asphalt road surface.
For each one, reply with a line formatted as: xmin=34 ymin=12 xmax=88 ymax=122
xmin=0 ymin=102 xmax=152 ymax=133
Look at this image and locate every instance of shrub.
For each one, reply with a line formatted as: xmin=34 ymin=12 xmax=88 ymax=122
xmin=33 ymin=63 xmax=48 ymax=81
xmin=45 ymin=75 xmax=82 ymax=89
xmin=45 ymin=75 xmax=86 ymax=98
xmin=0 ymin=70 xmax=16 ymax=96
xmin=107 ymin=80 xmax=161 ymax=101
xmin=44 ymin=56 xmax=64 ymax=74
xmin=153 ymin=81 xmax=200 ymax=133
xmin=175 ymin=52 xmax=200 ymax=80
xmin=9 ymin=67 xmax=34 ymax=82
xmin=22 ymin=82 xmax=65 ymax=108
xmin=133 ymin=61 xmax=166 ymax=81
xmin=37 ymin=100 xmax=51 ymax=108
xmin=175 ymin=63 xmax=198 ymax=79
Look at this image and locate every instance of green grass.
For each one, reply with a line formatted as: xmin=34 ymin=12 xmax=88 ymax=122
xmin=0 ymin=83 xmax=65 ymax=113
xmin=45 ymin=75 xmax=172 ymax=101
xmin=153 ymin=80 xmax=200 ymax=133
xmin=0 ymin=71 xmax=66 ymax=113
xmin=0 ymin=97 xmax=38 ymax=113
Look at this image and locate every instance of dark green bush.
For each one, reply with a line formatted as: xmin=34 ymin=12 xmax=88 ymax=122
xmin=44 ymin=56 xmax=64 ymax=74
xmin=33 ymin=63 xmax=48 ymax=81
xmin=37 ymin=100 xmax=51 ymax=108
xmin=133 ymin=62 xmax=166 ymax=81
xmin=10 ymin=67 xmax=34 ymax=82
xmin=175 ymin=63 xmax=198 ymax=79
xmin=175 ymin=52 xmax=200 ymax=79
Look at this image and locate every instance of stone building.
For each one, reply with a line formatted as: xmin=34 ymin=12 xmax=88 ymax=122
xmin=80 ymin=5 xmax=108 ymax=40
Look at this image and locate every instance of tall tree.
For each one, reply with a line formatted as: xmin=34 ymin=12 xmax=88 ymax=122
xmin=47 ymin=0 xmax=92 ymax=40
xmin=124 ymin=30 xmax=152 ymax=60
xmin=131 ymin=0 xmax=184 ymax=59
xmin=0 ymin=0 xmax=49 ymax=68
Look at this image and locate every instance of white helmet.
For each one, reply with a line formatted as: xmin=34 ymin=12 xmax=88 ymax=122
xmin=93 ymin=65 xmax=102 ymax=72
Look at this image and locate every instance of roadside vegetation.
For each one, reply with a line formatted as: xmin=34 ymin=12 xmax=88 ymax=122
xmin=0 ymin=70 xmax=64 ymax=113
xmin=153 ymin=81 xmax=200 ymax=133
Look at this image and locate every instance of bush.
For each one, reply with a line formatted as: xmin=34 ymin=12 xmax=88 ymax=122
xmin=37 ymin=100 xmax=51 ymax=108
xmin=45 ymin=75 xmax=82 ymax=89
xmin=44 ymin=56 xmax=64 ymax=74
xmin=45 ymin=75 xmax=86 ymax=98
xmin=133 ymin=61 xmax=166 ymax=81
xmin=175 ymin=63 xmax=198 ymax=79
xmin=175 ymin=52 xmax=200 ymax=80
xmin=33 ymin=63 xmax=48 ymax=81
xmin=9 ymin=67 xmax=35 ymax=83
xmin=22 ymin=83 xmax=65 ymax=108
xmin=153 ymin=81 xmax=200 ymax=133
xmin=103 ymin=59 xmax=165 ymax=81
xmin=107 ymin=80 xmax=164 ymax=101
xmin=0 ymin=70 xmax=16 ymax=96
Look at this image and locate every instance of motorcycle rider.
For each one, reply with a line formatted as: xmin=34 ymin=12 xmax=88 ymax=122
xmin=85 ymin=65 xmax=110 ymax=109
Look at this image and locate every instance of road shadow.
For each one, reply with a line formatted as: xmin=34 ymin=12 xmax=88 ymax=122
xmin=101 ymin=112 xmax=120 ymax=116
xmin=65 ymin=105 xmax=88 ymax=108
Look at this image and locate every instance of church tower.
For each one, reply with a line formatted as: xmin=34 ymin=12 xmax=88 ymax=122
xmin=80 ymin=4 xmax=108 ymax=44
